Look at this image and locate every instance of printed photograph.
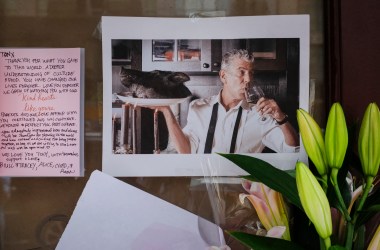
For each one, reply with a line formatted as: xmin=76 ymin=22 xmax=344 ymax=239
xmin=102 ymin=16 xmax=309 ymax=176
xmin=110 ymin=38 xmax=300 ymax=155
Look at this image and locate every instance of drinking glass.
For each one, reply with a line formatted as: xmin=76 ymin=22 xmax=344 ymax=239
xmin=245 ymin=85 xmax=265 ymax=104
xmin=245 ymin=85 xmax=267 ymax=121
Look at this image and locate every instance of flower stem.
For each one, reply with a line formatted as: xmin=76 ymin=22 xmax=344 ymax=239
xmin=321 ymin=174 xmax=329 ymax=193
xmin=345 ymin=221 xmax=355 ymax=250
xmin=323 ymin=237 xmax=331 ymax=250
xmin=330 ymin=168 xmax=351 ymax=222
xmin=356 ymin=176 xmax=373 ymax=212
xmin=345 ymin=176 xmax=374 ymax=249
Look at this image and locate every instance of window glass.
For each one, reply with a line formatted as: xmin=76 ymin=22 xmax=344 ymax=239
xmin=0 ymin=1 xmax=325 ymax=249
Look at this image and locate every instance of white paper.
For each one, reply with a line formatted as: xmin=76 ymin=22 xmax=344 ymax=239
xmin=0 ymin=48 xmax=85 ymax=177
xmin=57 ymin=170 xmax=225 ymax=250
xmin=102 ymin=15 xmax=310 ymax=176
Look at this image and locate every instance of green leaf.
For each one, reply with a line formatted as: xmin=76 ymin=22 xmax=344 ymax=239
xmin=285 ymin=169 xmax=296 ymax=178
xmin=356 ymin=191 xmax=380 ymax=227
xmin=218 ymin=153 xmax=302 ymax=210
xmin=329 ymin=245 xmax=346 ymax=250
xmin=362 ymin=192 xmax=380 ymax=210
xmin=227 ymin=231 xmax=304 ymax=250
xmin=366 ymin=204 xmax=380 ymax=212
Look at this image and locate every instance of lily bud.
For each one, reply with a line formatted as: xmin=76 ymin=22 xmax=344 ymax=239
xmin=296 ymin=162 xmax=332 ymax=240
xmin=297 ymin=109 xmax=328 ymax=176
xmin=325 ymin=103 xmax=348 ymax=169
xmin=358 ymin=103 xmax=380 ymax=177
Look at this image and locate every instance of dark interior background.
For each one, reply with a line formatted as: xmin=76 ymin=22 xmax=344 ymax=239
xmin=0 ymin=0 xmax=378 ymax=249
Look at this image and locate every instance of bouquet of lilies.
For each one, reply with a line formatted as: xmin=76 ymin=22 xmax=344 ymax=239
xmin=220 ymin=102 xmax=380 ymax=250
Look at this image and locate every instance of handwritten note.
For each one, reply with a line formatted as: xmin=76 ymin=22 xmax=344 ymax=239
xmin=0 ymin=48 xmax=84 ymax=176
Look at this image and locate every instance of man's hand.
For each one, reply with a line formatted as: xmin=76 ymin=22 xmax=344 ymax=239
xmin=256 ymin=97 xmax=286 ymax=122
xmin=256 ymin=97 xmax=298 ymax=146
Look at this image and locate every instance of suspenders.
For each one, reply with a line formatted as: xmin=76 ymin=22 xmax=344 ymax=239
xmin=230 ymin=106 xmax=243 ymax=153
xmin=204 ymin=102 xmax=243 ymax=153
xmin=204 ymin=103 xmax=219 ymax=154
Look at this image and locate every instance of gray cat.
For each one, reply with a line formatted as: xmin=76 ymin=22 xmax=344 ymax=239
xmin=119 ymin=67 xmax=192 ymax=99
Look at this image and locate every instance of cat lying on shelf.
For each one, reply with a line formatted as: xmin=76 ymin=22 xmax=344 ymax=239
xmin=119 ymin=67 xmax=192 ymax=99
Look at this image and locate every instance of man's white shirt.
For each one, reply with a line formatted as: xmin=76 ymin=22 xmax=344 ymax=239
xmin=182 ymin=93 xmax=299 ymax=154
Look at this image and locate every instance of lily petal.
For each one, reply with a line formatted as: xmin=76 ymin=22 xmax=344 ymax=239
xmin=367 ymin=224 xmax=380 ymax=250
xmin=239 ymin=193 xmax=274 ymax=230
xmin=242 ymin=180 xmax=270 ymax=201
xmin=240 ymin=181 xmax=291 ymax=241
xmin=266 ymin=226 xmax=286 ymax=239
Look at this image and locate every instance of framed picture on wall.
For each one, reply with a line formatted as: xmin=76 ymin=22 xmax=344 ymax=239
xmin=101 ymin=15 xmax=310 ymax=177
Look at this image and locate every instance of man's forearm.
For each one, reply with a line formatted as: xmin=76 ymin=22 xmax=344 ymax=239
xmin=161 ymin=107 xmax=191 ymax=154
xmin=279 ymin=122 xmax=299 ymax=147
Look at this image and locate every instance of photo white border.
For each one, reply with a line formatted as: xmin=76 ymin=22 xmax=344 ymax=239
xmin=102 ymin=15 xmax=309 ymax=177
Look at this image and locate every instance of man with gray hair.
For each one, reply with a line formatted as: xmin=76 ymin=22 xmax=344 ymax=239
xmin=158 ymin=49 xmax=299 ymax=154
